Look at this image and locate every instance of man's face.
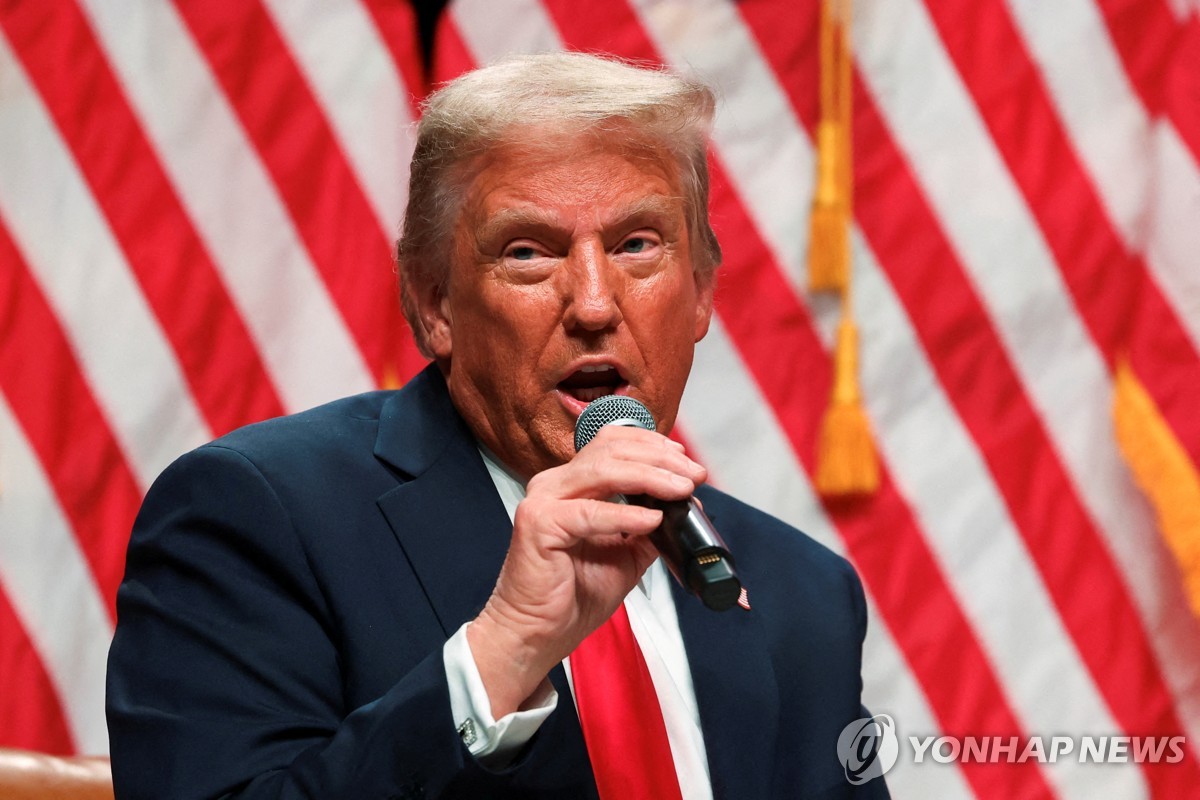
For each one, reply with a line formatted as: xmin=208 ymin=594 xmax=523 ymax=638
xmin=418 ymin=136 xmax=715 ymax=479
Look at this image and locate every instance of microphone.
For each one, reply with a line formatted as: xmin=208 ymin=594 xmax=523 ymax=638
xmin=574 ymin=395 xmax=742 ymax=612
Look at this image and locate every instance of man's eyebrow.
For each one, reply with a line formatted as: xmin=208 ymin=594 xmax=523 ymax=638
xmin=475 ymin=195 xmax=684 ymax=244
xmin=475 ymin=207 xmax=562 ymax=244
xmin=611 ymin=195 xmax=685 ymax=226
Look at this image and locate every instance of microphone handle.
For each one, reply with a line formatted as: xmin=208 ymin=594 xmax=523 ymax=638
xmin=623 ymin=494 xmax=742 ymax=611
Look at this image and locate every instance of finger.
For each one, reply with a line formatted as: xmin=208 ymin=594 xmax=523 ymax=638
xmin=525 ymin=426 xmax=707 ymax=502
xmin=603 ymin=432 xmax=706 ymax=483
xmin=571 ymin=531 xmax=661 ymax=584
xmin=584 ymin=425 xmax=696 ymax=468
xmin=515 ymin=497 xmax=663 ymax=543
xmin=551 ymin=458 xmax=701 ymax=503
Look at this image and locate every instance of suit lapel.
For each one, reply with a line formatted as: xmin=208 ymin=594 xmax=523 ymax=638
xmin=673 ymin=571 xmax=781 ymax=800
xmin=373 ymin=366 xmax=514 ymax=635
xmin=373 ymin=368 xmax=597 ymax=793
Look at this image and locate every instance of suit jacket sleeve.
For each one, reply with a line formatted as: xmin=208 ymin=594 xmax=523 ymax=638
xmin=105 ymin=442 xmax=587 ymax=800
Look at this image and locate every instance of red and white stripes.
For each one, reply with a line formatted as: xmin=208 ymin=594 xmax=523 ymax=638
xmin=1 ymin=2 xmax=1197 ymax=797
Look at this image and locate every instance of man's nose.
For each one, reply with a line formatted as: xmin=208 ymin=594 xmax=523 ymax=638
xmin=562 ymin=242 xmax=623 ymax=332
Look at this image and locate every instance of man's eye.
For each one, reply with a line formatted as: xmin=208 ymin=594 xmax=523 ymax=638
xmin=620 ymin=237 xmax=653 ymax=254
xmin=508 ymin=246 xmax=537 ymax=261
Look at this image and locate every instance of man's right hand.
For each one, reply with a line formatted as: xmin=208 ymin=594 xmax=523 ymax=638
xmin=465 ymin=424 xmax=706 ymax=717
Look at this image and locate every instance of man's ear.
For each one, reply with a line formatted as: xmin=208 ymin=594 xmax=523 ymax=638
xmin=693 ymin=271 xmax=716 ymax=342
xmin=417 ymin=279 xmax=453 ymax=360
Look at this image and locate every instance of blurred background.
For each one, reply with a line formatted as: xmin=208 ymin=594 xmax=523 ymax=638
xmin=1 ymin=1 xmax=1198 ymax=797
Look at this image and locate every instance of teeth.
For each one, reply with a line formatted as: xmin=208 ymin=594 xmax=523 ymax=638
xmin=579 ymin=364 xmax=614 ymax=373
xmin=574 ymin=386 xmax=612 ymax=402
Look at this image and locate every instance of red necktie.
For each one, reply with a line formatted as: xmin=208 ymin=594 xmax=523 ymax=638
xmin=570 ymin=602 xmax=685 ymax=800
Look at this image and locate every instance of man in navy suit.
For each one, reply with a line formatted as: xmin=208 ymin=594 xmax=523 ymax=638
xmin=107 ymin=52 xmax=889 ymax=799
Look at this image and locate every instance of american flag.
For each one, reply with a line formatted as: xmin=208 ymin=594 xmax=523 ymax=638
xmin=1 ymin=1 xmax=1198 ymax=797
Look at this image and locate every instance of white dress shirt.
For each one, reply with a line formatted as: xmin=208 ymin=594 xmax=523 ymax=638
xmin=441 ymin=448 xmax=714 ymax=799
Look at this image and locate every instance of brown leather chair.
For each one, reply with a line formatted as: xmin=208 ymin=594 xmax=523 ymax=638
xmin=0 ymin=748 xmax=113 ymax=800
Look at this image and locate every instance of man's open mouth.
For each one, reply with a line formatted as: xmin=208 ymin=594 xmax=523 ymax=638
xmin=557 ymin=364 xmax=627 ymax=403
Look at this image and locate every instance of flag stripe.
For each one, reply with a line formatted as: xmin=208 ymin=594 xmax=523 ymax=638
xmin=0 ymin=0 xmax=286 ymax=438
xmin=0 ymin=219 xmax=141 ymax=616
xmin=259 ymin=0 xmax=427 ymax=382
xmin=847 ymin=237 xmax=1144 ymax=799
xmin=1000 ymin=0 xmax=1200 ymax=466
xmin=734 ymin=0 xmax=1118 ymax=724
xmin=683 ymin=275 xmax=1130 ymax=799
xmin=744 ymin=0 xmax=1197 ymax=782
xmin=934 ymin=0 xmax=1200 ymax=474
xmin=702 ymin=168 xmax=1050 ymax=800
xmin=855 ymin=67 xmax=1198 ymax=795
xmin=0 ymin=391 xmax=114 ymax=755
xmin=1092 ymin=0 xmax=1200 ymax=168
xmin=173 ymin=0 xmax=405 ymax=385
xmin=678 ymin=318 xmax=978 ymax=799
xmin=857 ymin=599 xmax=977 ymax=799
xmin=0 ymin=586 xmax=74 ymax=754
xmin=854 ymin=0 xmax=1200 ymax=745
xmin=1001 ymin=0 xmax=1200 ymax=743
xmin=76 ymin=0 xmax=376 ymax=413
xmin=1163 ymin=13 xmax=1200 ymax=164
xmin=1141 ymin=126 xmax=1200 ymax=359
xmin=1003 ymin=0 xmax=1178 ymax=261
xmin=359 ymin=0 xmax=428 ymax=114
xmin=449 ymin=0 xmax=562 ymax=62
xmin=913 ymin=0 xmax=1200 ymax=771
xmin=0 ymin=27 xmax=209 ymax=489
xmin=724 ymin=0 xmax=1195 ymax=786
xmin=639 ymin=0 xmax=815 ymax=297
xmin=261 ymin=0 xmax=418 ymax=238
xmin=431 ymin=4 xmax=478 ymax=84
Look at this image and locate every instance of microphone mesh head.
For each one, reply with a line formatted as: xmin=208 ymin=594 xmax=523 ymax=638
xmin=574 ymin=395 xmax=656 ymax=452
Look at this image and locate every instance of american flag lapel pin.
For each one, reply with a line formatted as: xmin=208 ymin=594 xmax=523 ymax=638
xmin=737 ymin=586 xmax=751 ymax=611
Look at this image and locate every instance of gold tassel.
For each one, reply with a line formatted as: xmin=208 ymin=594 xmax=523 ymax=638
xmin=807 ymin=0 xmax=851 ymax=292
xmin=811 ymin=0 xmax=876 ymax=498
xmin=1113 ymin=357 xmax=1200 ymax=618
xmin=816 ymin=317 xmax=879 ymax=496
xmin=808 ymin=120 xmax=849 ymax=292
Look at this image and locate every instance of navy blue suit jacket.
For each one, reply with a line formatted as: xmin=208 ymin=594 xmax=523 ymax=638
xmin=107 ymin=366 xmax=888 ymax=799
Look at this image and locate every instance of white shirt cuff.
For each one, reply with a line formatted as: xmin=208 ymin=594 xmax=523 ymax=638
xmin=442 ymin=622 xmax=558 ymax=765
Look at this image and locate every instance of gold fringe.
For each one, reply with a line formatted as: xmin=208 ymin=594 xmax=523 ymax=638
xmin=816 ymin=319 xmax=879 ymax=496
xmin=1113 ymin=357 xmax=1200 ymax=618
